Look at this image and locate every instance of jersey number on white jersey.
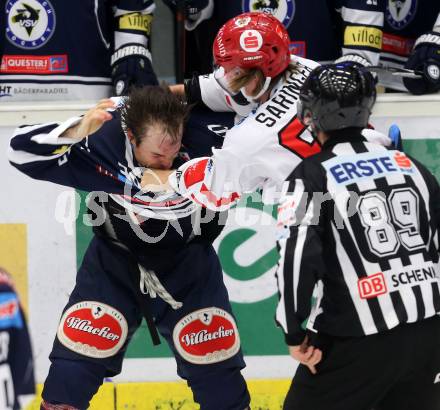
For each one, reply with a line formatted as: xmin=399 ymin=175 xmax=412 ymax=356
xmin=278 ymin=116 xmax=321 ymax=159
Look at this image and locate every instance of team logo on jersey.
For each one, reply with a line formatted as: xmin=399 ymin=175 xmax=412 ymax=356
xmin=173 ymin=307 xmax=240 ymax=364
xmin=358 ymin=273 xmax=387 ymax=299
xmin=57 ymin=301 xmax=128 ymax=359
xmin=386 ymin=0 xmax=417 ymax=30
xmin=239 ymin=30 xmax=263 ymax=52
xmin=115 ymin=80 xmax=125 ymax=96
xmin=0 ymin=54 xmax=68 ymax=74
xmin=393 ymin=151 xmax=412 ymax=170
xmin=6 ymin=0 xmax=56 ymax=49
xmin=427 ymin=65 xmax=440 ymax=81
xmin=242 ymin=0 xmax=295 ymax=28
xmin=324 ymin=151 xmax=415 ymax=186
xmin=390 ymin=264 xmax=438 ymax=289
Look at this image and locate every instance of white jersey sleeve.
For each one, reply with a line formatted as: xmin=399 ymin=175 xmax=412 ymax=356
xmin=199 ymin=73 xmax=235 ymax=112
xmin=198 ymin=73 xmax=259 ymax=117
xmin=169 ymin=57 xmax=322 ymax=211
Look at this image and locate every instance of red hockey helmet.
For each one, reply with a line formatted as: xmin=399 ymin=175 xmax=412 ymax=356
xmin=213 ymin=12 xmax=291 ymax=79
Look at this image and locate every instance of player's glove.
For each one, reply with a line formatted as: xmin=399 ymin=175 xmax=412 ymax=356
xmin=403 ymin=32 xmax=440 ymax=95
xmin=163 ymin=0 xmax=214 ymax=30
xmin=111 ymin=44 xmax=158 ymax=96
xmin=334 ymin=55 xmax=380 ymax=83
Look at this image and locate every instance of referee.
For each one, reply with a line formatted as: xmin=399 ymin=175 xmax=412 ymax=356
xmin=276 ymin=63 xmax=440 ymax=410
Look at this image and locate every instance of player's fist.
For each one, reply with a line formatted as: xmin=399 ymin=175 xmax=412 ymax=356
xmin=403 ymin=32 xmax=440 ymax=95
xmin=111 ymin=44 xmax=158 ymax=96
xmin=71 ymin=99 xmax=115 ymax=140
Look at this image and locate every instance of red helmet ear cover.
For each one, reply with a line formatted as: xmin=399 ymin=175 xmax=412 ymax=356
xmin=213 ymin=12 xmax=291 ymax=79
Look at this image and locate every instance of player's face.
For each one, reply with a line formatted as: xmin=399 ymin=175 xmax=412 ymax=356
xmin=130 ymin=123 xmax=182 ymax=170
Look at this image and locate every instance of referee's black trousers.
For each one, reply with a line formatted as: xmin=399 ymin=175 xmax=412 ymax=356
xmin=284 ymin=316 xmax=440 ymax=410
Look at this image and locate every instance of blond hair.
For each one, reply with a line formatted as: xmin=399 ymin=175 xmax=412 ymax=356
xmin=228 ymin=62 xmax=299 ymax=97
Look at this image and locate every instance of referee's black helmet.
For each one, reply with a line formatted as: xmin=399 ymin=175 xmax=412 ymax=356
xmin=297 ymin=63 xmax=377 ymax=132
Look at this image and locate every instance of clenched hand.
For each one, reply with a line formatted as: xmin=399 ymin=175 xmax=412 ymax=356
xmin=61 ymin=99 xmax=115 ymax=141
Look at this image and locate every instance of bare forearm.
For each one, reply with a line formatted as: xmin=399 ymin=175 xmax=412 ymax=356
xmin=60 ymin=99 xmax=115 ymax=141
xmin=59 ymin=123 xmax=84 ymax=141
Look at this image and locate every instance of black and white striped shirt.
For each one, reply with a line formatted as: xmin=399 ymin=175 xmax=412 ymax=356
xmin=276 ymin=133 xmax=440 ymax=345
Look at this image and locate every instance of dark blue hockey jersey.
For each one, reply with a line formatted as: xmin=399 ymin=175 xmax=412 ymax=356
xmin=380 ymin=1 xmax=440 ymax=90
xmin=0 ymin=270 xmax=35 ymax=410
xmin=8 ymin=103 xmax=234 ymax=272
xmin=181 ymin=0 xmax=385 ymax=77
xmin=0 ymin=0 xmax=155 ymax=101
xmin=223 ymin=0 xmax=384 ymax=63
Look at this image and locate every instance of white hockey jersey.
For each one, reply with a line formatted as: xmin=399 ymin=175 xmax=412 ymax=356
xmin=170 ymin=56 xmax=320 ymax=210
xmin=170 ymin=56 xmax=392 ymax=211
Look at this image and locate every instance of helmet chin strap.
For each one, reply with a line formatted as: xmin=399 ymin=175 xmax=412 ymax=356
xmin=240 ymin=77 xmax=272 ymax=103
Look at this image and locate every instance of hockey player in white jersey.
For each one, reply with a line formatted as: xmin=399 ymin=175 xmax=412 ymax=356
xmin=152 ymin=12 xmax=390 ymax=211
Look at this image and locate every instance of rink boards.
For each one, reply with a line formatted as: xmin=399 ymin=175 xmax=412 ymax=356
xmin=0 ymin=95 xmax=439 ymax=408
xmin=27 ymin=379 xmax=291 ymax=409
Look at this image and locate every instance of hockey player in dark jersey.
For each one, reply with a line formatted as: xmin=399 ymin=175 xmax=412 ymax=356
xmin=164 ymin=0 xmax=385 ymax=78
xmin=8 ymin=86 xmax=250 ymax=410
xmin=276 ymin=63 xmax=440 ymax=409
xmin=0 ymin=0 xmax=158 ymax=101
xmin=380 ymin=1 xmax=440 ymax=94
xmin=0 ymin=267 xmax=35 ymax=410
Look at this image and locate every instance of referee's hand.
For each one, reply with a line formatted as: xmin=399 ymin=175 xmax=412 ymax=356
xmin=289 ymin=336 xmax=322 ymax=375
